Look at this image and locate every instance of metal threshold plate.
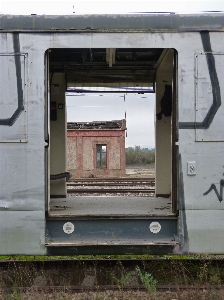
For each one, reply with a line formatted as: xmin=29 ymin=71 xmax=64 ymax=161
xmin=45 ymin=239 xmax=178 ymax=247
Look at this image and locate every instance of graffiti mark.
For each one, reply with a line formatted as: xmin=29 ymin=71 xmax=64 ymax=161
xmin=203 ymin=179 xmax=224 ymax=203
xmin=179 ymin=31 xmax=221 ymax=130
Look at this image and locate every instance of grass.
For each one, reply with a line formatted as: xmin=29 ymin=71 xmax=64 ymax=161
xmin=1 ymin=253 xmax=224 ymax=261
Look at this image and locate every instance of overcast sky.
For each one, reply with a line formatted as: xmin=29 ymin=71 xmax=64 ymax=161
xmin=1 ymin=0 xmax=223 ymax=148
xmin=0 ymin=0 xmax=223 ymax=14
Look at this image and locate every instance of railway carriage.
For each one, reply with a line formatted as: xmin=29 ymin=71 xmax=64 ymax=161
xmin=0 ymin=13 xmax=224 ymax=255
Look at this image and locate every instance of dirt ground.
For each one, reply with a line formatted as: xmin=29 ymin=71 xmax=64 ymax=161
xmin=125 ymin=164 xmax=155 ymax=178
xmin=2 ymin=289 xmax=224 ymax=300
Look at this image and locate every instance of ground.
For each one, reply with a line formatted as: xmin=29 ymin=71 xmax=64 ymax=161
xmin=125 ymin=164 xmax=155 ymax=178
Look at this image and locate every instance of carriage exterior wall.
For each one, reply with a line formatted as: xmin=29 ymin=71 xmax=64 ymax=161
xmin=0 ymin=14 xmax=224 ymax=254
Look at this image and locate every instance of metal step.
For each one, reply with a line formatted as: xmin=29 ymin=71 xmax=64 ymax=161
xmin=46 ymin=217 xmax=179 ymax=255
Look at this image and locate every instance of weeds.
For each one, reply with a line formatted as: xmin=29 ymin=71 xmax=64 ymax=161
xmin=5 ymin=285 xmax=21 ymax=300
xmin=1 ymin=258 xmax=224 ymax=299
xmin=117 ymin=271 xmax=131 ymax=286
xmin=111 ymin=270 xmax=131 ymax=299
xmin=135 ymin=266 xmax=157 ymax=293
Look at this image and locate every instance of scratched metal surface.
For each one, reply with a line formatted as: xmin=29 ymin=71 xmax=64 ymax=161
xmin=0 ymin=211 xmax=46 ymax=255
xmin=0 ymin=15 xmax=224 ymax=254
xmin=0 ymin=33 xmax=46 ymax=254
xmin=0 ymin=14 xmax=224 ymax=32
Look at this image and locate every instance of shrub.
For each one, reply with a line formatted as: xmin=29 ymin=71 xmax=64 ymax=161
xmin=126 ymin=146 xmax=155 ymax=165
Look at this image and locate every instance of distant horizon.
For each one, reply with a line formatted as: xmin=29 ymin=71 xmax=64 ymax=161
xmin=125 ymin=146 xmax=155 ymax=150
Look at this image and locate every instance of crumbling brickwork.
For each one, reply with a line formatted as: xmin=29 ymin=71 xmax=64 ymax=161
xmin=67 ymin=120 xmax=126 ymax=178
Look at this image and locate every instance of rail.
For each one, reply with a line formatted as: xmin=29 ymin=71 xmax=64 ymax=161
xmin=67 ymin=177 xmax=155 ymax=194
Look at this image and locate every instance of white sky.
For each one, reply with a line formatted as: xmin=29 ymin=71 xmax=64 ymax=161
xmin=0 ymin=0 xmax=223 ymax=15
xmin=1 ymin=0 xmax=223 ymax=148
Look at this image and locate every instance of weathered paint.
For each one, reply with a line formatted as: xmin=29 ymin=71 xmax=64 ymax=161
xmin=50 ymin=73 xmax=67 ymax=197
xmin=0 ymin=211 xmax=46 ymax=255
xmin=46 ymin=218 xmax=178 ymax=246
xmin=0 ymin=14 xmax=224 ymax=254
xmin=0 ymin=14 xmax=224 ymax=32
xmin=155 ymin=49 xmax=173 ymax=196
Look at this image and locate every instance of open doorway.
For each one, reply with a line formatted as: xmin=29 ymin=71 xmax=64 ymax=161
xmin=66 ymin=88 xmax=155 ymax=178
xmin=47 ymin=48 xmax=177 ymax=217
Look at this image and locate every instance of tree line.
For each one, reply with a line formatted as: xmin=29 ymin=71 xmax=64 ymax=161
xmin=125 ymin=146 xmax=155 ymax=165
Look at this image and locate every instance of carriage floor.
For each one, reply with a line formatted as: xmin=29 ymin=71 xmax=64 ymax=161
xmin=49 ymin=196 xmax=173 ymax=217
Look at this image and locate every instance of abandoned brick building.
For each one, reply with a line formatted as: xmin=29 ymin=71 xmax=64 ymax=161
xmin=67 ymin=120 xmax=126 ymax=178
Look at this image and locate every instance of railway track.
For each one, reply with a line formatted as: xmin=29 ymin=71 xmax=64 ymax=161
xmin=67 ymin=182 xmax=154 ymax=186
xmin=67 ymin=177 xmax=155 ymax=194
xmin=67 ymin=188 xmax=155 ymax=193
xmin=0 ymin=259 xmax=224 ymax=299
xmin=68 ymin=177 xmax=155 ymax=183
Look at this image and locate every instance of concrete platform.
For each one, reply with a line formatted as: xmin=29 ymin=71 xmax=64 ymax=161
xmin=49 ymin=196 xmax=173 ymax=217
